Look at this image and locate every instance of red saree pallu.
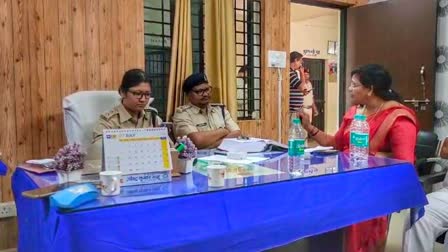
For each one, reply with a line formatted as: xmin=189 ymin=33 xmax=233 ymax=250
xmin=334 ymin=105 xmax=418 ymax=252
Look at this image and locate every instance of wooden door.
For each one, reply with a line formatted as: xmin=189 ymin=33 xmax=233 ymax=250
xmin=346 ymin=0 xmax=438 ymax=130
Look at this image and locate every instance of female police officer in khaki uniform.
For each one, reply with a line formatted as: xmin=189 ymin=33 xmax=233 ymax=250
xmin=87 ymin=69 xmax=162 ymax=160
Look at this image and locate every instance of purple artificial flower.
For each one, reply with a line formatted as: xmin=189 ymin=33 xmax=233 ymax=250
xmin=53 ymin=143 xmax=86 ymax=172
xmin=177 ymin=137 xmax=197 ymax=160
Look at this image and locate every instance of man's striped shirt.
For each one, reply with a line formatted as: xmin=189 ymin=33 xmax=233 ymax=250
xmin=289 ymin=68 xmax=303 ymax=111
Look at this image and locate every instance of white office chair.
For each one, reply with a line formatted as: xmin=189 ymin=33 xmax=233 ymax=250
xmin=63 ymin=91 xmax=156 ymax=161
xmin=63 ymin=91 xmax=122 ymax=150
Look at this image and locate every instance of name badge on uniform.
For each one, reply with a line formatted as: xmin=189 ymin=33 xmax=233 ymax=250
xmin=196 ymin=123 xmax=207 ymax=127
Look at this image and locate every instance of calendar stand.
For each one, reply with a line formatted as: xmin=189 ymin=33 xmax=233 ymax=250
xmin=102 ymin=128 xmax=173 ymax=186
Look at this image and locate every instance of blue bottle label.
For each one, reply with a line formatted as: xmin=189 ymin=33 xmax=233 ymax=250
xmin=350 ymin=132 xmax=369 ymax=148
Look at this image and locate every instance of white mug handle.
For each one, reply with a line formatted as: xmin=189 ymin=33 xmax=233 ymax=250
xmin=104 ymin=177 xmax=118 ymax=193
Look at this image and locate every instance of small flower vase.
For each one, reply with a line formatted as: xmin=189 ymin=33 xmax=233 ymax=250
xmin=56 ymin=169 xmax=83 ymax=184
xmin=178 ymin=158 xmax=194 ymax=174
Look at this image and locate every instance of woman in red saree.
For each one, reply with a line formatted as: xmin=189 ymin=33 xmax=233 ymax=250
xmin=298 ymin=64 xmax=418 ymax=252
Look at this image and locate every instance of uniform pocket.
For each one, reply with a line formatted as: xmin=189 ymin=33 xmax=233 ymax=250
xmin=195 ymin=122 xmax=209 ymax=131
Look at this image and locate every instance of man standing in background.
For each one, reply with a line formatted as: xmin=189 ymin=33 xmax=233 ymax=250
xmin=289 ymin=51 xmax=305 ymax=112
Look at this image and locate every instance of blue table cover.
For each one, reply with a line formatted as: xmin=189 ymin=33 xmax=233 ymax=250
xmin=0 ymin=160 xmax=7 ymax=176
xmin=12 ymin=153 xmax=427 ymax=252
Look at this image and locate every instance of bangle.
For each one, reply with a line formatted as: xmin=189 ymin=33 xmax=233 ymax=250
xmin=311 ymin=130 xmax=319 ymax=137
xmin=306 ymin=126 xmax=316 ymax=134
xmin=310 ymin=127 xmax=320 ymax=137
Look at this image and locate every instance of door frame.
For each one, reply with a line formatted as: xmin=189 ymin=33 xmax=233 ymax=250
xmin=290 ymin=0 xmax=349 ymax=124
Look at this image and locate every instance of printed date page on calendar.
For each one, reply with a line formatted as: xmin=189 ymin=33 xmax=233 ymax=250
xmin=103 ymin=128 xmax=172 ymax=175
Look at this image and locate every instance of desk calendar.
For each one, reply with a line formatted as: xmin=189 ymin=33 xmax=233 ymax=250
xmin=103 ymin=128 xmax=172 ymax=186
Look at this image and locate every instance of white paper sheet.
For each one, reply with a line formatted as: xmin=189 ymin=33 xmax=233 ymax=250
xmin=305 ymin=146 xmax=334 ymax=153
xmin=198 ymin=155 xmax=268 ymax=164
xmin=217 ymin=138 xmax=267 ymax=153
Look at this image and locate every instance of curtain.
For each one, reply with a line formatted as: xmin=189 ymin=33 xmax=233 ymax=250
xmin=204 ymin=0 xmax=237 ymax=119
xmin=166 ymin=0 xmax=193 ymax=120
xmin=435 ymin=0 xmax=448 ymax=138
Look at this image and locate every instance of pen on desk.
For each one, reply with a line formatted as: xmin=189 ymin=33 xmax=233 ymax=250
xmin=214 ymin=150 xmax=227 ymax=156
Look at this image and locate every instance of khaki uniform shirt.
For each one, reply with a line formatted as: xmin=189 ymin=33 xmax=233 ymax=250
xmin=87 ymin=104 xmax=162 ymax=161
xmin=92 ymin=103 xmax=162 ymax=143
xmin=172 ymin=103 xmax=240 ymax=138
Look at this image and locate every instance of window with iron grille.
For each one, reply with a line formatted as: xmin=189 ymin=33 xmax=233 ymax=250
xmin=234 ymin=0 xmax=261 ymax=120
xmin=191 ymin=0 xmax=205 ymax=73
xmin=144 ymin=0 xmax=204 ymax=120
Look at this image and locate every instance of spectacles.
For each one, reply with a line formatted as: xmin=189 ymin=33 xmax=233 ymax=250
xmin=191 ymin=86 xmax=212 ymax=96
xmin=128 ymin=90 xmax=152 ymax=99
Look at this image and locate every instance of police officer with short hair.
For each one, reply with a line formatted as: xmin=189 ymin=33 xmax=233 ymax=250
xmin=88 ymin=69 xmax=162 ymax=160
xmin=172 ymin=73 xmax=241 ymax=149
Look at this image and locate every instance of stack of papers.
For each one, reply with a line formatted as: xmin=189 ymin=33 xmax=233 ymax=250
xmin=26 ymin=159 xmax=56 ymax=168
xmin=217 ymin=138 xmax=332 ymax=155
xmin=198 ymin=155 xmax=268 ymax=164
xmin=305 ymin=146 xmax=334 ymax=153
xmin=217 ymin=138 xmax=268 ymax=153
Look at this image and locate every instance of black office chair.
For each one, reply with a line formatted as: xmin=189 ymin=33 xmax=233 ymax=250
xmin=435 ymin=136 xmax=448 ymax=245
xmin=415 ymin=131 xmax=447 ymax=193
xmin=414 ymin=131 xmax=448 ymax=244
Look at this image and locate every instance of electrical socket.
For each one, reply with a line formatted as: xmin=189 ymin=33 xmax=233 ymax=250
xmin=0 ymin=201 xmax=16 ymax=218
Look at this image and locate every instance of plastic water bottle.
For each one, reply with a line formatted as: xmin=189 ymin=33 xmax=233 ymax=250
xmin=349 ymin=114 xmax=370 ymax=167
xmin=288 ymin=118 xmax=307 ymax=176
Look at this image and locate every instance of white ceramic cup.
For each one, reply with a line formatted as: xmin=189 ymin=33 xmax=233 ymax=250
xmin=100 ymin=171 xmax=122 ymax=196
xmin=207 ymin=165 xmax=226 ymax=187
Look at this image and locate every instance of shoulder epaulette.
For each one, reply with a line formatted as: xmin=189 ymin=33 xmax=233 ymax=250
xmin=175 ymin=104 xmax=192 ymax=113
xmin=100 ymin=108 xmax=119 ymax=120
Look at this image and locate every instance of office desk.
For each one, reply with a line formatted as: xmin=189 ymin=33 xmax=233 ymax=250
xmin=12 ymin=153 xmax=427 ymax=252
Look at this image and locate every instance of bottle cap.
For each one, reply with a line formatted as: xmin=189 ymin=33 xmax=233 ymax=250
xmin=292 ymin=118 xmax=301 ymax=124
xmin=176 ymin=143 xmax=186 ymax=153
